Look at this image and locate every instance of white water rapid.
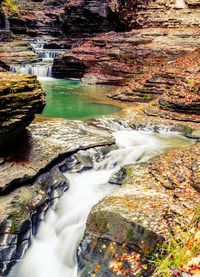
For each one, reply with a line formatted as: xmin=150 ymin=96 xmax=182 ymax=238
xmin=7 ymin=129 xmax=191 ymax=277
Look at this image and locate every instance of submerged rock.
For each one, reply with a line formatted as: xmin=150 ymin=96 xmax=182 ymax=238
xmin=0 ymin=72 xmax=45 ymax=149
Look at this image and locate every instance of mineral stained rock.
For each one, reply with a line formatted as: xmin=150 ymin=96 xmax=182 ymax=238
xmin=0 ymin=72 xmax=45 ymax=148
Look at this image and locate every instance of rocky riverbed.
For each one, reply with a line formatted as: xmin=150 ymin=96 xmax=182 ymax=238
xmin=0 ymin=0 xmax=199 ymax=275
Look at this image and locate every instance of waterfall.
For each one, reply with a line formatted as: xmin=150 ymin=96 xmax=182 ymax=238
xmin=174 ymin=0 xmax=186 ymax=9
xmin=11 ymin=64 xmax=52 ymax=78
xmin=7 ymin=128 xmax=191 ymax=277
xmin=10 ymin=39 xmax=65 ymax=78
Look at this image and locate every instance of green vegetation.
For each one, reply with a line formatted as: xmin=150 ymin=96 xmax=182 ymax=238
xmin=143 ymin=93 xmax=153 ymax=100
xmin=121 ymin=166 xmax=134 ymax=187
xmin=2 ymin=0 xmax=18 ymax=16
xmin=151 ymin=206 xmax=200 ymax=276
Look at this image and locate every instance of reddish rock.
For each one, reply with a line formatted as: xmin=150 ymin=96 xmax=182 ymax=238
xmin=52 ymin=28 xmax=200 ymax=104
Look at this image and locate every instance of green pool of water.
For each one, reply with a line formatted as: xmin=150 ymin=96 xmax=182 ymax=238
xmin=39 ymin=78 xmax=120 ymax=120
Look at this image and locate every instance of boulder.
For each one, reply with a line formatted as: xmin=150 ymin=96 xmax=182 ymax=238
xmin=86 ymin=143 xmax=200 ymax=255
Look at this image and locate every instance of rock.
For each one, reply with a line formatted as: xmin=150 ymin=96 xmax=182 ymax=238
xmin=0 ymin=137 xmax=116 ymax=275
xmin=8 ymin=0 xmax=66 ymax=37
xmin=62 ymin=0 xmax=200 ymax=35
xmin=0 ymin=119 xmax=114 ymax=192
xmin=52 ymin=28 xmax=200 ymax=106
xmin=189 ymin=130 xmax=200 ymax=139
xmin=0 ymin=72 xmax=45 ymax=149
xmin=0 ymin=163 xmax=70 ymax=275
xmin=78 ymin=235 xmax=152 ymax=276
xmin=0 ymin=41 xmax=38 ymax=66
xmin=86 ymin=144 xmax=200 ymax=255
xmin=145 ymin=49 xmax=200 ymax=120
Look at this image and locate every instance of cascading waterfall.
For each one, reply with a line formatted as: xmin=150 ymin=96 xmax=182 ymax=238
xmin=10 ymin=39 xmax=65 ymax=78
xmin=11 ymin=64 xmax=52 ymax=78
xmin=7 ymin=128 xmax=192 ymax=277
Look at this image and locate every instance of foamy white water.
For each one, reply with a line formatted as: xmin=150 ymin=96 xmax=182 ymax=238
xmin=8 ymin=129 xmax=191 ymax=277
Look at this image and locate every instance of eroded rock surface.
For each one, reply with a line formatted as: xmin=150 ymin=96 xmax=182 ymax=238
xmin=0 ymin=41 xmax=38 ymax=66
xmin=0 ymin=72 xmax=45 ymax=148
xmin=144 ymin=49 xmax=200 ymax=122
xmin=9 ymin=0 xmax=66 ymax=37
xmin=63 ymin=0 xmax=200 ymax=36
xmin=0 ymin=119 xmax=114 ymax=192
xmin=0 ymin=139 xmax=115 ymax=275
xmin=52 ymin=28 xmax=200 ymax=104
xmin=85 ymin=142 xmax=199 ymax=264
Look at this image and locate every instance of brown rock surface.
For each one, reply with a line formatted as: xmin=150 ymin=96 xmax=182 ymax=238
xmin=52 ymin=28 xmax=200 ymax=105
xmin=87 ymin=142 xmax=200 ymax=254
xmin=9 ymin=0 xmax=66 ymax=37
xmin=0 ymin=72 xmax=45 ymax=148
xmin=144 ymin=49 xmax=200 ymax=122
xmin=0 ymin=41 xmax=38 ymax=66
xmin=63 ymin=0 xmax=200 ymax=36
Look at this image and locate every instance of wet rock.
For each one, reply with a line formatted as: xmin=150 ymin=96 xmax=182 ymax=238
xmin=0 ymin=119 xmax=114 ymax=192
xmin=86 ymin=144 xmax=200 ymax=255
xmin=0 ymin=41 xmax=38 ymax=66
xmin=109 ymin=168 xmax=126 ymax=186
xmin=78 ymin=235 xmax=152 ymax=277
xmin=0 ymin=127 xmax=115 ymax=275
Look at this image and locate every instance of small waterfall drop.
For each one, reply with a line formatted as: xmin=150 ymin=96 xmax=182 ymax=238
xmin=7 ymin=129 xmax=192 ymax=277
xmin=174 ymin=0 xmax=186 ymax=9
xmin=10 ymin=39 xmax=65 ymax=78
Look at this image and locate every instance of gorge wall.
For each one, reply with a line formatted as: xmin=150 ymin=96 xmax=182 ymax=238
xmin=63 ymin=0 xmax=200 ymax=36
xmin=8 ymin=0 xmax=200 ymax=38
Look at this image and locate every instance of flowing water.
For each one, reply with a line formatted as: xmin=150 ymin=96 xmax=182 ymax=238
xmin=10 ymin=39 xmax=65 ymax=78
xmin=40 ymin=78 xmax=120 ymax=120
xmin=8 ymin=128 xmax=193 ymax=277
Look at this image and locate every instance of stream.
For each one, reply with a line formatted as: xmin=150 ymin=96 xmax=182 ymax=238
xmin=8 ymin=128 xmax=192 ymax=277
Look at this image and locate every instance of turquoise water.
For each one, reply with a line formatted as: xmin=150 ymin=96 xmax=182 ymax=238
xmin=39 ymin=78 xmax=120 ymax=120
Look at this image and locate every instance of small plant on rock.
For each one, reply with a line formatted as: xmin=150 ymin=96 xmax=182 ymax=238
xmin=2 ymin=0 xmax=18 ymax=16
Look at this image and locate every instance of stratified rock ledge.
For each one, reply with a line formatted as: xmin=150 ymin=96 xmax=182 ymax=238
xmin=0 ymin=72 xmax=45 ymax=148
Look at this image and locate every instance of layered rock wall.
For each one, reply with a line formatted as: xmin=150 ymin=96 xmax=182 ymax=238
xmin=9 ymin=0 xmax=66 ymax=37
xmin=0 ymin=72 xmax=45 ymax=148
xmin=63 ymin=0 xmax=200 ymax=36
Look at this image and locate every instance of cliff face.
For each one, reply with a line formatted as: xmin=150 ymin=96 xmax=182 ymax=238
xmin=0 ymin=0 xmax=11 ymax=41
xmin=9 ymin=0 xmax=66 ymax=37
xmin=62 ymin=0 xmax=200 ymax=36
xmin=0 ymin=72 xmax=45 ymax=148
xmin=8 ymin=0 xmax=200 ymax=37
